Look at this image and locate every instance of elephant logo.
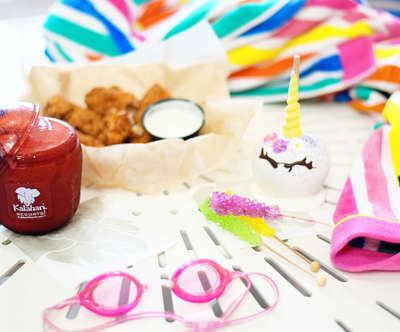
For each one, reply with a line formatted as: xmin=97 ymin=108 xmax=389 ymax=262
xmin=15 ymin=187 xmax=40 ymax=206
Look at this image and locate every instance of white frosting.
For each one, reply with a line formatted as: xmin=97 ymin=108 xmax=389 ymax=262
xmin=143 ymin=100 xmax=203 ymax=138
xmin=252 ymin=132 xmax=330 ymax=200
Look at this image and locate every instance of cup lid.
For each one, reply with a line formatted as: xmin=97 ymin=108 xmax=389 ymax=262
xmin=0 ymin=103 xmax=40 ymax=173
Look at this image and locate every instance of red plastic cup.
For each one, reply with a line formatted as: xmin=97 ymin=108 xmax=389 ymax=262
xmin=0 ymin=103 xmax=82 ymax=234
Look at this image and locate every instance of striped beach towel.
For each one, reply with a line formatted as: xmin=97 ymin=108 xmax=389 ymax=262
xmin=331 ymin=122 xmax=400 ymax=272
xmin=43 ymin=0 xmax=143 ymax=62
xmin=42 ymin=0 xmax=400 ymax=104
xmin=153 ymin=0 xmax=400 ymax=101
xmin=348 ymin=38 xmax=400 ymax=112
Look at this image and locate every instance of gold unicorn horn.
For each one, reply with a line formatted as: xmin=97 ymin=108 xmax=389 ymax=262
xmin=282 ymin=55 xmax=302 ymax=138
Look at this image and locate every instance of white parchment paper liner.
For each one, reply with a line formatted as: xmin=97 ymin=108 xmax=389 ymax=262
xmin=27 ymin=22 xmax=260 ymax=194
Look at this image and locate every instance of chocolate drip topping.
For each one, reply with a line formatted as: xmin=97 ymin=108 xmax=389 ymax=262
xmin=259 ymin=148 xmax=315 ymax=172
xmin=283 ymin=157 xmax=314 ymax=172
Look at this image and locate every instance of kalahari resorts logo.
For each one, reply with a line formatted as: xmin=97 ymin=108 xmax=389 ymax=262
xmin=13 ymin=187 xmax=47 ymax=219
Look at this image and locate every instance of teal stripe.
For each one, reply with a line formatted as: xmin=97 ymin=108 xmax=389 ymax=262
xmin=231 ymin=78 xmax=342 ymax=97
xmin=54 ymin=42 xmax=73 ymax=62
xmin=163 ymin=0 xmax=219 ymax=40
xmin=133 ymin=0 xmax=152 ymax=4
xmin=213 ymin=1 xmax=278 ymax=39
xmin=44 ymin=15 xmax=119 ymax=56
xmin=355 ymin=86 xmax=375 ymax=100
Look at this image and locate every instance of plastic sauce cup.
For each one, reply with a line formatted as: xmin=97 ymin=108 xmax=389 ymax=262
xmin=142 ymin=99 xmax=205 ymax=140
xmin=0 ymin=103 xmax=82 ymax=234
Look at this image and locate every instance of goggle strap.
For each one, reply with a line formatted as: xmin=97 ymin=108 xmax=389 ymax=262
xmin=221 ymin=273 xmax=251 ymax=320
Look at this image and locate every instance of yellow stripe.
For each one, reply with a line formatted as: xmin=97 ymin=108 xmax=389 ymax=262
xmin=287 ymin=21 xmax=373 ymax=48
xmin=389 ymin=126 xmax=400 ymax=184
xmin=375 ymin=47 xmax=400 ymax=59
xmin=228 ymin=21 xmax=373 ymax=66
xmin=335 ymin=214 xmax=400 ymax=229
xmin=383 ymin=99 xmax=400 ymax=185
xmin=228 ymin=46 xmax=280 ymax=67
xmin=383 ymin=100 xmax=400 ymax=124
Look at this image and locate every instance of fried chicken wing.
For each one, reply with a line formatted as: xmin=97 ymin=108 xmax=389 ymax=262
xmin=128 ymin=124 xmax=152 ymax=144
xmin=44 ymin=84 xmax=173 ymax=147
xmin=135 ymin=83 xmax=171 ymax=123
xmin=85 ymin=86 xmax=139 ymax=114
xmin=103 ymin=108 xmax=131 ymax=145
xmin=65 ymin=105 xmax=104 ymax=137
xmin=76 ymin=130 xmax=104 ymax=147
xmin=43 ymin=96 xmax=74 ymax=119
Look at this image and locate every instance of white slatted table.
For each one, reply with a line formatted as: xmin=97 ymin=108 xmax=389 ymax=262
xmin=0 ymin=15 xmax=399 ymax=332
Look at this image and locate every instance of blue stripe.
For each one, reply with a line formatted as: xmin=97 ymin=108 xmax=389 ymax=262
xmin=378 ymin=240 xmax=400 ymax=254
xmin=334 ymin=90 xmax=352 ymax=102
xmin=369 ymin=0 xmax=400 ymax=17
xmin=44 ymin=47 xmax=56 ymax=62
xmin=387 ymin=10 xmax=400 ymax=17
xmin=300 ymin=55 xmax=342 ymax=79
xmin=60 ymin=0 xmax=134 ymax=54
xmin=241 ymin=0 xmax=305 ymax=37
xmin=348 ymin=237 xmax=365 ymax=248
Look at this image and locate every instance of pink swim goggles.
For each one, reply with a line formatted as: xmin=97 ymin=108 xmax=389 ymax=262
xmin=43 ymin=259 xmax=279 ymax=332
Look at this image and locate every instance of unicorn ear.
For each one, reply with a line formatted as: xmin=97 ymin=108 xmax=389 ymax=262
xmin=31 ymin=189 xmax=40 ymax=197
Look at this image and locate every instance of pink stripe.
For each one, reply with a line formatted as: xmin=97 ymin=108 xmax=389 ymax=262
xmin=272 ymin=19 xmax=321 ymax=38
xmin=331 ymin=215 xmax=400 ymax=272
xmin=305 ymin=0 xmax=357 ymax=10
xmin=108 ymin=0 xmax=132 ymax=22
xmin=341 ymin=8 xmax=368 ymax=22
xmin=362 ymin=128 xmax=397 ymax=220
xmin=333 ymin=178 xmax=359 ymax=224
xmin=384 ymin=14 xmax=400 ymax=40
xmin=339 ymin=36 xmax=375 ymax=81
xmin=387 ymin=38 xmax=400 ymax=46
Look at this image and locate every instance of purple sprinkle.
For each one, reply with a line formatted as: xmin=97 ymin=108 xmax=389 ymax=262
xmin=301 ymin=135 xmax=316 ymax=147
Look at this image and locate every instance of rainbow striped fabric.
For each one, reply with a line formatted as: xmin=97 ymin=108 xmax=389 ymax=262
xmin=43 ymin=0 xmax=400 ymax=104
xmin=43 ymin=0 xmax=143 ymax=62
xmin=348 ymin=38 xmax=400 ymax=112
xmin=155 ymin=0 xmax=400 ymax=101
xmin=369 ymin=0 xmax=400 ymax=18
xmin=331 ymin=125 xmax=400 ymax=271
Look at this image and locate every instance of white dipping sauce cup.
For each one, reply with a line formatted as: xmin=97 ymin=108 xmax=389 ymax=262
xmin=142 ymin=99 xmax=205 ymax=140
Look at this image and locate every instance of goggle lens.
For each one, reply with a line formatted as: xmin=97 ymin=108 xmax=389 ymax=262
xmin=176 ymin=262 xmax=223 ymax=298
xmin=90 ymin=275 xmax=139 ymax=314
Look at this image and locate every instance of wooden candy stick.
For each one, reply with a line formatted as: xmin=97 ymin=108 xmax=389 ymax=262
xmin=261 ymin=240 xmax=326 ymax=287
xmin=280 ymin=214 xmax=331 ymax=226
xmin=238 ymin=215 xmax=321 ymax=272
xmin=293 ymin=54 xmax=300 ymax=78
xmin=272 ymin=234 xmax=321 ymax=272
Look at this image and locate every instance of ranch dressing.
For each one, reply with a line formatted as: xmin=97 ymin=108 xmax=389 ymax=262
xmin=143 ymin=99 xmax=204 ymax=139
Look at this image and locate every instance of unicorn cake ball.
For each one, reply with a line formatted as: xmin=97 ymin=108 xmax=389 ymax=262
xmin=252 ymin=56 xmax=330 ymax=198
